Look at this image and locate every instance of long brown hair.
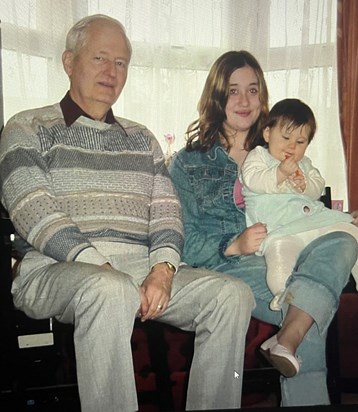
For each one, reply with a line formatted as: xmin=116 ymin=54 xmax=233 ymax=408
xmin=186 ymin=50 xmax=269 ymax=152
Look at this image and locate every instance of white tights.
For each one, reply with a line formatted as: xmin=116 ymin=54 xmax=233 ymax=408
xmin=264 ymin=222 xmax=358 ymax=310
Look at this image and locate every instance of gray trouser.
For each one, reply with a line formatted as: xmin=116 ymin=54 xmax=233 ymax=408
xmin=12 ymin=244 xmax=254 ymax=411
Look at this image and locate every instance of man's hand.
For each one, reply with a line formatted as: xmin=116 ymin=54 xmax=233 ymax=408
xmin=138 ymin=263 xmax=174 ymax=322
xmin=224 ymin=222 xmax=267 ymax=256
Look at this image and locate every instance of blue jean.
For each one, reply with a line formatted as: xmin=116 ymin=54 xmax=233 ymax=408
xmin=215 ymin=232 xmax=357 ymax=406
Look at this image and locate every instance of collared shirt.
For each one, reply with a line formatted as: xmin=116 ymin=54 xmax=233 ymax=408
xmin=60 ymin=91 xmax=116 ymax=126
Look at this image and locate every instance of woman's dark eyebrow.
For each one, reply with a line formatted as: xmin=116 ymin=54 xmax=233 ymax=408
xmin=229 ymin=81 xmax=259 ymax=87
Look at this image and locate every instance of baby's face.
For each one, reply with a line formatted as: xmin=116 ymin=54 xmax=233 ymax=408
xmin=263 ymin=122 xmax=310 ymax=162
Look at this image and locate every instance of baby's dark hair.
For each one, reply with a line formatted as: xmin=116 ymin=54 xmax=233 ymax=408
xmin=265 ymin=98 xmax=316 ymax=143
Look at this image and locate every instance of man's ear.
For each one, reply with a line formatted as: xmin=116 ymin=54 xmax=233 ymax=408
xmin=62 ymin=50 xmax=74 ymax=77
xmin=263 ymin=126 xmax=270 ymax=143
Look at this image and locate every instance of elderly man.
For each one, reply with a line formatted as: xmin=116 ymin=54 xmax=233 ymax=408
xmin=0 ymin=14 xmax=254 ymax=411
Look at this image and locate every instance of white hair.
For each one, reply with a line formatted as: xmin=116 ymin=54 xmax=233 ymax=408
xmin=65 ymin=14 xmax=132 ymax=59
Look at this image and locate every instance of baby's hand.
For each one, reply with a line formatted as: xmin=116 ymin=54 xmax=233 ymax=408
xmin=288 ymin=168 xmax=306 ymax=192
xmin=279 ymin=156 xmax=298 ymax=177
xmin=294 ymin=168 xmax=303 ymax=177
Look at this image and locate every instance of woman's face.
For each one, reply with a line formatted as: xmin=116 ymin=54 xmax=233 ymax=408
xmin=223 ymin=66 xmax=261 ymax=134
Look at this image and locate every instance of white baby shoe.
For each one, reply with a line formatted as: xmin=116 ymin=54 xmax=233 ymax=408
xmin=260 ymin=334 xmax=300 ymax=378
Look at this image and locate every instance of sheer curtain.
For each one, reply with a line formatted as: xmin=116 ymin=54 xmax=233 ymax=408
xmin=1 ymin=0 xmax=347 ymax=205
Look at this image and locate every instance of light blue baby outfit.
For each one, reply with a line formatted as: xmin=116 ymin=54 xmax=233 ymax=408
xmin=241 ymin=146 xmax=358 ymax=310
xmin=242 ymin=146 xmax=353 ymax=246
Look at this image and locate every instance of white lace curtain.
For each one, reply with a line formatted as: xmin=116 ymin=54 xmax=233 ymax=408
xmin=1 ymin=0 xmax=347 ymax=205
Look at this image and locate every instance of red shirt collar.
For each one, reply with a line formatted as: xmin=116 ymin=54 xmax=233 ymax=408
xmin=60 ymin=92 xmax=116 ymax=126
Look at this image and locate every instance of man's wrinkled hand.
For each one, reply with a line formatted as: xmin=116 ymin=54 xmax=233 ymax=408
xmin=138 ymin=263 xmax=174 ymax=322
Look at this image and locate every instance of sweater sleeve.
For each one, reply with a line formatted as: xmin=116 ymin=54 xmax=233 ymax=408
xmin=147 ymin=136 xmax=182 ymax=270
xmin=0 ymin=111 xmax=108 ymax=264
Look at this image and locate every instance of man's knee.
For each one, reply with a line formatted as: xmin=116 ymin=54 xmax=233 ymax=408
xmin=84 ymin=268 xmax=137 ymax=293
xmin=75 ymin=268 xmax=139 ymax=310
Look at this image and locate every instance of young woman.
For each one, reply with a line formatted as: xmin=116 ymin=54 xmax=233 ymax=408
xmin=169 ymin=50 xmax=358 ymax=406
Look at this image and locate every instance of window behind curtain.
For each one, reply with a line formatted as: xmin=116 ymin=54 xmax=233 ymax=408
xmin=1 ymin=0 xmax=347 ymax=206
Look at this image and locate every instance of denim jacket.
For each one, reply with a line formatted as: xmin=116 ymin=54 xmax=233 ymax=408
xmin=169 ymin=142 xmax=246 ymax=268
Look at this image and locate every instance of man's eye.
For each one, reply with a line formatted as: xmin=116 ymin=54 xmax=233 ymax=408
xmin=115 ymin=60 xmax=127 ymax=68
xmin=94 ymin=56 xmax=105 ymax=63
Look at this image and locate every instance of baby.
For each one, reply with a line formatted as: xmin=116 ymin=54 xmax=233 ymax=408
xmin=241 ymin=98 xmax=358 ymax=311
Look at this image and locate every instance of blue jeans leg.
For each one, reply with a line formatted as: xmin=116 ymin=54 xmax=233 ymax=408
xmin=281 ymin=232 xmax=357 ymax=405
xmin=214 ymin=231 xmax=357 ymax=406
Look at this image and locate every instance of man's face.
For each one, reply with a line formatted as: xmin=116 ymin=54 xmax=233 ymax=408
xmin=63 ymin=20 xmax=131 ymax=120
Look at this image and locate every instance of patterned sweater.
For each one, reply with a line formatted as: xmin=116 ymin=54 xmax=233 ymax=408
xmin=0 ymin=103 xmax=183 ymax=269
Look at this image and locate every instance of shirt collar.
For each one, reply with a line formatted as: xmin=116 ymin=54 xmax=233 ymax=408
xmin=60 ymin=91 xmax=116 ymax=126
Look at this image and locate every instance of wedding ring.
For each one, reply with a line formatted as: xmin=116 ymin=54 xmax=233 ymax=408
xmin=157 ymin=304 xmax=163 ymax=310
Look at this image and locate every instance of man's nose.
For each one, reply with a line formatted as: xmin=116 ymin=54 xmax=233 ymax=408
xmin=104 ymin=60 xmax=117 ymax=76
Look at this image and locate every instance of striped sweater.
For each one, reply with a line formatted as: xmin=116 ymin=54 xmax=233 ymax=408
xmin=0 ymin=103 xmax=183 ymax=269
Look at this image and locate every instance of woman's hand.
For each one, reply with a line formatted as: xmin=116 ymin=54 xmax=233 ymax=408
xmin=351 ymin=210 xmax=358 ymax=226
xmin=225 ymin=222 xmax=267 ymax=256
